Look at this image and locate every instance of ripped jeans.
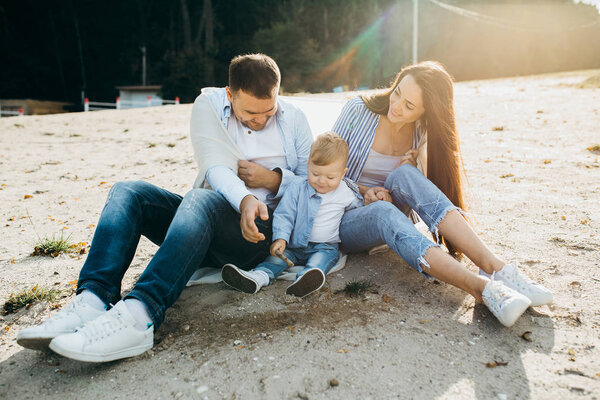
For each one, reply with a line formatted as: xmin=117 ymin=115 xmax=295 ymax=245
xmin=339 ymin=164 xmax=457 ymax=275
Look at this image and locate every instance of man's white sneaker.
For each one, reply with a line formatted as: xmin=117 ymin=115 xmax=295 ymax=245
xmin=285 ymin=268 xmax=325 ymax=298
xmin=49 ymin=300 xmax=153 ymax=362
xmin=221 ymin=264 xmax=268 ymax=294
xmin=482 ymin=277 xmax=531 ymax=327
xmin=16 ymin=295 xmax=105 ymax=351
xmin=480 ymin=264 xmax=553 ymax=306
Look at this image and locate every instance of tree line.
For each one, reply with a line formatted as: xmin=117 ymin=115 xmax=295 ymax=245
xmin=0 ymin=0 xmax=598 ymax=106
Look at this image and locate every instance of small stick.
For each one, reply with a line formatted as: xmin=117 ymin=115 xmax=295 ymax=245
xmin=275 ymin=250 xmax=294 ymax=268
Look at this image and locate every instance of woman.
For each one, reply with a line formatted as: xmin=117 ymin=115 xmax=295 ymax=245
xmin=333 ymin=61 xmax=552 ymax=327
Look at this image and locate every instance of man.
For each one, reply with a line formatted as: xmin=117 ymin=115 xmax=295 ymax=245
xmin=16 ymin=54 xmax=313 ymax=362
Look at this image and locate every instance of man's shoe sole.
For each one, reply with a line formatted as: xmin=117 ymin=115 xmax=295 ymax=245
xmin=221 ymin=264 xmax=258 ymax=294
xmin=16 ymin=335 xmax=54 ymax=351
xmin=286 ymin=269 xmax=325 ymax=298
xmin=49 ymin=340 xmax=152 ymax=363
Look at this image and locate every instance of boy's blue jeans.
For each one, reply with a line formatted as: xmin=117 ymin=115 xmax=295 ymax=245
xmin=339 ymin=165 xmax=458 ymax=275
xmin=77 ymin=181 xmax=272 ymax=328
xmin=254 ymin=242 xmax=340 ymax=283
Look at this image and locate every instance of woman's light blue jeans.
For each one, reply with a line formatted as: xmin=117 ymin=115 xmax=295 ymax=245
xmin=254 ymin=242 xmax=340 ymax=283
xmin=339 ymin=164 xmax=458 ymax=275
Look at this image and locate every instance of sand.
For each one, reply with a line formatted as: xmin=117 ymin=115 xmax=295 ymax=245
xmin=0 ymin=70 xmax=599 ymax=399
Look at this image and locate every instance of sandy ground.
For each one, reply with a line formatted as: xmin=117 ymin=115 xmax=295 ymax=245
xmin=0 ymin=70 xmax=599 ymax=400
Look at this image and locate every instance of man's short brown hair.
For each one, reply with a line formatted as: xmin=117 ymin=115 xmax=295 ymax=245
xmin=229 ymin=54 xmax=280 ymax=99
xmin=310 ymin=132 xmax=349 ymax=166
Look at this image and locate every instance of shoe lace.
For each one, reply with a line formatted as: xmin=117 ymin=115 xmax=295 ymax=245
xmin=77 ymin=308 xmax=127 ymax=343
xmin=43 ymin=297 xmax=81 ymax=327
xmin=505 ymin=265 xmax=535 ymax=291
xmin=486 ymin=273 xmax=510 ymax=308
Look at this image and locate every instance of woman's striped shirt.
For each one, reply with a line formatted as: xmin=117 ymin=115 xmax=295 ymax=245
xmin=332 ymin=97 xmax=427 ymax=183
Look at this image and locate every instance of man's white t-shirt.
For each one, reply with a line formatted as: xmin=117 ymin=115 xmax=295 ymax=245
xmin=309 ymin=181 xmax=357 ymax=243
xmin=227 ymin=114 xmax=286 ymax=205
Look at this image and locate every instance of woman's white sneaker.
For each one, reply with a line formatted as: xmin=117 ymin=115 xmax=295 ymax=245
xmin=49 ymin=300 xmax=153 ymax=362
xmin=482 ymin=277 xmax=531 ymax=327
xmin=480 ymin=264 xmax=553 ymax=306
xmin=16 ymin=295 xmax=105 ymax=351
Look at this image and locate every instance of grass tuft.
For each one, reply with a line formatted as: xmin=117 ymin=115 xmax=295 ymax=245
xmin=3 ymin=285 xmax=63 ymax=315
xmin=31 ymin=232 xmax=73 ymax=257
xmin=343 ymin=279 xmax=375 ymax=297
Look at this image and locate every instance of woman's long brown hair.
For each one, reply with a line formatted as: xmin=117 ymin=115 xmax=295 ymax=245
xmin=361 ymin=61 xmax=466 ymax=257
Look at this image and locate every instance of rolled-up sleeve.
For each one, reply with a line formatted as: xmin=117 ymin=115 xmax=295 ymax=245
xmin=205 ymin=166 xmax=252 ymax=213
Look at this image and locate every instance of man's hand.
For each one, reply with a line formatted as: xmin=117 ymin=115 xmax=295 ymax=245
xmin=240 ymin=195 xmax=269 ymax=243
xmin=363 ymin=186 xmax=392 ymax=206
xmin=270 ymin=239 xmax=287 ymax=257
xmin=238 ymin=160 xmax=281 ymax=191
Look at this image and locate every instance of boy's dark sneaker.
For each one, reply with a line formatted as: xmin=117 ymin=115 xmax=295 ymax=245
xmin=285 ymin=268 xmax=325 ymax=298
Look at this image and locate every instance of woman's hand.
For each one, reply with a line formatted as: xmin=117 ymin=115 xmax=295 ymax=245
xmin=396 ymin=149 xmax=419 ymax=168
xmin=364 ymin=186 xmax=392 ymax=205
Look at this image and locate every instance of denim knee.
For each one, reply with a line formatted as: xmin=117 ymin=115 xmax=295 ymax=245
xmin=179 ymin=188 xmax=225 ymax=212
xmin=106 ymin=180 xmax=153 ymax=204
xmin=383 ymin=164 xmax=419 ymax=191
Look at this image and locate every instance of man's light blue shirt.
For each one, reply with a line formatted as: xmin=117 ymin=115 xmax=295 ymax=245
xmin=202 ymin=87 xmax=313 ymax=212
xmin=272 ymin=177 xmax=363 ymax=249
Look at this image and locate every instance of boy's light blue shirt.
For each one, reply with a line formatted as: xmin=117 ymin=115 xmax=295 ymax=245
xmin=272 ymin=177 xmax=363 ymax=249
xmin=201 ymin=87 xmax=313 ymax=211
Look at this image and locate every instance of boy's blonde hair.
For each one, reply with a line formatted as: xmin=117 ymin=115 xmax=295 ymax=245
xmin=309 ymin=132 xmax=349 ymax=166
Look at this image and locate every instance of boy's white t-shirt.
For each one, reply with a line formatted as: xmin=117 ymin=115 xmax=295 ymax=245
xmin=227 ymin=114 xmax=286 ymax=205
xmin=309 ymin=180 xmax=356 ymax=243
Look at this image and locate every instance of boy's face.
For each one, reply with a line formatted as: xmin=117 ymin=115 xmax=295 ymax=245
xmin=307 ymin=158 xmax=348 ymax=194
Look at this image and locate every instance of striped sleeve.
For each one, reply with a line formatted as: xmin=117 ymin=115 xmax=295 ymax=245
xmin=332 ymin=98 xmax=379 ymax=182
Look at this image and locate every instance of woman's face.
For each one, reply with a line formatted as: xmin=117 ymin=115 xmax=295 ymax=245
xmin=387 ymin=74 xmax=425 ymax=124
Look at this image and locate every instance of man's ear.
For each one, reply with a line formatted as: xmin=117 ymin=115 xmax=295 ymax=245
xmin=226 ymin=87 xmax=233 ymax=103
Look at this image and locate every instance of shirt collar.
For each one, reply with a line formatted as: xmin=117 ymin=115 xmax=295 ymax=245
xmin=304 ymin=180 xmax=321 ymax=198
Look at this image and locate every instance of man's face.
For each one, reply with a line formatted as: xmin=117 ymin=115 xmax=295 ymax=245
xmin=226 ymin=87 xmax=278 ymax=131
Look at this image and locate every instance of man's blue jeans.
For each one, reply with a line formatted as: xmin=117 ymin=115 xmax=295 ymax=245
xmin=77 ymin=181 xmax=272 ymax=328
xmin=339 ymin=164 xmax=457 ymax=275
xmin=254 ymin=242 xmax=340 ymax=283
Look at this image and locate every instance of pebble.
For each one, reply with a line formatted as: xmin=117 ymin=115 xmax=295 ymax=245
xmin=233 ymin=340 xmax=242 ymax=345
xmin=329 ymin=378 xmax=339 ymax=387
xmin=497 ymin=394 xmax=507 ymax=400
xmin=196 ymin=386 xmax=208 ymax=394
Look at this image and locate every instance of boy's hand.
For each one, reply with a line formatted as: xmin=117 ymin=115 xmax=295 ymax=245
xmin=270 ymin=239 xmax=287 ymax=257
xmin=240 ymin=195 xmax=269 ymax=243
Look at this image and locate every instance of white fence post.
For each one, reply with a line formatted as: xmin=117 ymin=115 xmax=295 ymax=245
xmin=116 ymin=97 xmax=121 ymax=110
xmin=18 ymin=108 xmax=24 ymax=116
xmin=175 ymin=96 xmax=180 ymax=105
xmin=84 ymin=98 xmax=89 ymax=112
xmin=147 ymin=96 xmax=152 ymax=107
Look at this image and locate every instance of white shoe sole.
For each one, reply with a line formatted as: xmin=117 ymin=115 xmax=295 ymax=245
xmin=49 ymin=339 xmax=152 ymax=363
xmin=17 ymin=334 xmax=57 ymax=351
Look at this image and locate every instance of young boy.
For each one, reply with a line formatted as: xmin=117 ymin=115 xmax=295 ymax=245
xmin=222 ymin=132 xmax=363 ymax=297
